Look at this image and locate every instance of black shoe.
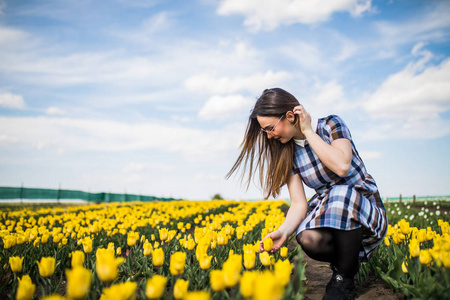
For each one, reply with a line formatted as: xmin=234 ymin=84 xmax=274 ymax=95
xmin=323 ymin=271 xmax=356 ymax=300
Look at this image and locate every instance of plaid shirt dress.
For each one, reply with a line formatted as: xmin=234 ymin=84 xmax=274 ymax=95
xmin=293 ymin=115 xmax=388 ymax=261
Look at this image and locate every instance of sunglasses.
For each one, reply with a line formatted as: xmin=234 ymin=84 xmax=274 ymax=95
xmin=260 ymin=115 xmax=285 ymax=135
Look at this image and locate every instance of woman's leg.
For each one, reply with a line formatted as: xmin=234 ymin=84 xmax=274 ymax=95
xmin=297 ymin=227 xmax=363 ymax=277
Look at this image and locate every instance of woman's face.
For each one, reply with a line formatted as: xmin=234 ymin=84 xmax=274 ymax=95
xmin=257 ymin=114 xmax=299 ymax=143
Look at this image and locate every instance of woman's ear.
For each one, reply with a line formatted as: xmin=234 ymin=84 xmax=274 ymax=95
xmin=286 ymin=111 xmax=297 ymax=124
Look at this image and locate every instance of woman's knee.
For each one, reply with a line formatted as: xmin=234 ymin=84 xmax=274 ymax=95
xmin=296 ymin=229 xmax=332 ymax=250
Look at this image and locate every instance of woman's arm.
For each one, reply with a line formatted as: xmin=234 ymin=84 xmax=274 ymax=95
xmin=294 ymin=106 xmax=352 ymax=177
xmin=260 ymin=173 xmax=308 ymax=252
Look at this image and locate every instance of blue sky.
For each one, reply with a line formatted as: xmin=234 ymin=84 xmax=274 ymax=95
xmin=0 ymin=0 xmax=449 ymax=200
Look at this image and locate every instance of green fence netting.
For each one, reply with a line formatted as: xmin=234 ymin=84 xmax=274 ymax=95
xmin=0 ymin=187 xmax=178 ymax=203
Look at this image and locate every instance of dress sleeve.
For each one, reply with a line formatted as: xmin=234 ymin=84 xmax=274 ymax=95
xmin=323 ymin=115 xmax=352 ymax=143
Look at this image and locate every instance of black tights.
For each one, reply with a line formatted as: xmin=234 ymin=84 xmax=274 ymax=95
xmin=296 ymin=227 xmax=363 ymax=278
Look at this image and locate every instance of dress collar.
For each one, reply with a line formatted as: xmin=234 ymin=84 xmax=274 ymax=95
xmin=293 ymin=117 xmax=318 ymax=147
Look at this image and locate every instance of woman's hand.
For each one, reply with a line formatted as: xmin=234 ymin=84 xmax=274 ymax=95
xmin=293 ymin=105 xmax=313 ymax=136
xmin=259 ymin=230 xmax=287 ymax=253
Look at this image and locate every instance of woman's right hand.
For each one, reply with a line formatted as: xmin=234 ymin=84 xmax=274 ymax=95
xmin=259 ymin=230 xmax=287 ymax=253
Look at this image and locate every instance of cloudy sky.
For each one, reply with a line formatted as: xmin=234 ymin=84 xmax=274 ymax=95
xmin=1 ymin=0 xmax=449 ymax=201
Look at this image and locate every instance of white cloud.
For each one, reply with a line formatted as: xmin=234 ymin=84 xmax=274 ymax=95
xmin=198 ymin=95 xmax=254 ymax=120
xmin=217 ymin=0 xmax=373 ymax=31
xmin=314 ymin=80 xmax=344 ymax=106
xmin=358 ymin=151 xmax=382 ymax=161
xmin=0 ymin=116 xmax=243 ymax=162
xmin=0 ymin=93 xmax=25 ymax=109
xmin=46 ymin=107 xmax=66 ymax=115
xmin=364 ymin=44 xmax=450 ymax=139
xmin=184 ymin=71 xmax=291 ymax=95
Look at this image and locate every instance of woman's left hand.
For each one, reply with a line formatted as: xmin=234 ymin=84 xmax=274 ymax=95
xmin=293 ymin=105 xmax=313 ymax=135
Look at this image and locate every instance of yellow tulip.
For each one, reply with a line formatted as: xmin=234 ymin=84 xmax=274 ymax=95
xmin=16 ymin=275 xmax=35 ymax=300
xmin=254 ymin=271 xmax=283 ymax=300
xmin=223 ymin=254 xmax=242 ymax=288
xmin=170 ymin=252 xmax=186 ymax=276
xmin=384 ymin=237 xmax=390 ymax=247
xmin=143 ymin=241 xmax=153 ymax=256
xmin=101 ymin=281 xmax=137 ymax=300
xmin=9 ymin=256 xmax=24 ymax=273
xmin=274 ymin=259 xmax=293 ymax=286
xmin=399 ymin=219 xmax=410 ymax=235
xmin=36 ymin=257 xmax=55 ymax=278
xmin=401 ymin=261 xmax=408 ymax=273
xmin=183 ymin=291 xmax=211 ymax=300
xmin=66 ymin=266 xmax=92 ymax=299
xmin=186 ymin=239 xmax=196 ymax=251
xmin=442 ymin=252 xmax=450 ymax=269
xmin=259 ymin=251 xmax=272 ymax=267
xmin=240 ymin=271 xmax=258 ymax=298
xmin=419 ymin=249 xmax=432 ymax=266
xmin=71 ymin=250 xmax=85 ymax=267
xmin=244 ymin=252 xmax=255 ymax=269
xmin=127 ymin=231 xmax=139 ymax=247
xmin=152 ymin=248 xmax=165 ymax=267
xmin=209 ymin=270 xmax=226 ymax=292
xmin=116 ymin=247 xmax=121 ymax=256
xmin=199 ymin=255 xmax=212 ymax=270
xmin=145 ymin=275 xmax=168 ymax=300
xmin=217 ymin=232 xmax=228 ymax=245
xmin=96 ymin=251 xmax=125 ymax=283
xmin=408 ymin=239 xmax=420 ymax=258
xmin=173 ymin=278 xmax=189 ymax=300
xmin=280 ymin=247 xmax=288 ymax=258
xmin=159 ymin=228 xmax=168 ymax=241
xmin=82 ymin=237 xmax=93 ymax=254
xmin=263 ymin=237 xmax=273 ymax=252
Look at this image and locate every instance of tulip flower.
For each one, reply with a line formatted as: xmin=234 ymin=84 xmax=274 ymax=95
xmin=159 ymin=228 xmax=168 ymax=241
xmin=16 ymin=275 xmax=35 ymax=300
xmin=263 ymin=237 xmax=273 ymax=252
xmin=217 ymin=232 xmax=228 ymax=245
xmin=274 ymin=259 xmax=293 ymax=286
xmin=82 ymin=237 xmax=93 ymax=254
xmin=408 ymin=239 xmax=420 ymax=258
xmin=40 ymin=294 xmax=66 ymax=300
xmin=199 ymin=254 xmax=212 ymax=270
xmin=66 ymin=266 xmax=92 ymax=299
xmin=127 ymin=231 xmax=139 ymax=247
xmin=9 ymin=256 xmax=24 ymax=273
xmin=101 ymin=281 xmax=137 ymax=300
xmin=443 ymin=252 xmax=450 ymax=269
xmin=173 ymin=278 xmax=189 ymax=300
xmin=384 ymin=237 xmax=390 ymax=247
xmin=183 ymin=291 xmax=211 ymax=300
xmin=419 ymin=249 xmax=432 ymax=266
xmin=254 ymin=271 xmax=283 ymax=300
xmin=222 ymin=254 xmax=242 ymax=288
xmin=402 ymin=261 xmax=408 ymax=273
xmin=259 ymin=251 xmax=272 ymax=267
xmin=143 ymin=241 xmax=153 ymax=256
xmin=170 ymin=252 xmax=186 ymax=276
xmin=116 ymin=247 xmax=122 ymax=256
xmin=71 ymin=250 xmax=85 ymax=267
xmin=399 ymin=219 xmax=410 ymax=235
xmin=244 ymin=252 xmax=255 ymax=269
xmin=36 ymin=257 xmax=55 ymax=278
xmin=209 ymin=270 xmax=226 ymax=292
xmin=96 ymin=251 xmax=125 ymax=283
xmin=280 ymin=247 xmax=288 ymax=258
xmin=145 ymin=275 xmax=168 ymax=300
xmin=152 ymin=247 xmax=165 ymax=267
xmin=240 ymin=271 xmax=258 ymax=298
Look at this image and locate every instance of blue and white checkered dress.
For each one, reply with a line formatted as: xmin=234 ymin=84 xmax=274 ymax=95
xmin=294 ymin=115 xmax=388 ymax=261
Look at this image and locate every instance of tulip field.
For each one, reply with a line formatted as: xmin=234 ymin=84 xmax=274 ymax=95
xmin=1 ymin=198 xmax=450 ymax=300
xmin=0 ymin=200 xmax=305 ymax=300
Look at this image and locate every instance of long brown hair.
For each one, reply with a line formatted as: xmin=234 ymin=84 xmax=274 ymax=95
xmin=226 ymin=88 xmax=300 ymax=199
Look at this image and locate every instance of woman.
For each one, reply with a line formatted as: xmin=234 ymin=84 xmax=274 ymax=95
xmin=227 ymin=88 xmax=388 ymax=300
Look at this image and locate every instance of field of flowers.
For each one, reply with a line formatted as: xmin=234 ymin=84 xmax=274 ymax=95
xmin=0 ymin=200 xmax=306 ymax=300
xmin=360 ymin=200 xmax=450 ymax=299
